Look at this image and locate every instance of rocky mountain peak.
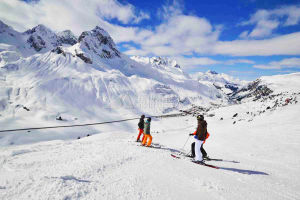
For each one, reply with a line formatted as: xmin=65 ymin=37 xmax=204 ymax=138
xmin=24 ymin=24 xmax=53 ymax=36
xmin=78 ymin=26 xmax=120 ymax=59
xmin=24 ymin=24 xmax=61 ymax=52
xmin=207 ymin=70 xmax=218 ymax=75
xmin=57 ymin=30 xmax=77 ymax=45
xmin=150 ymin=57 xmax=181 ymax=69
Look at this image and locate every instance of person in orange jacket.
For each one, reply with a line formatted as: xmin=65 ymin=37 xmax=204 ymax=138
xmin=142 ymin=117 xmax=152 ymax=147
xmin=190 ymin=115 xmax=210 ymax=160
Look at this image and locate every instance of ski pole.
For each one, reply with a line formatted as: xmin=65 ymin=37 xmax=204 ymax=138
xmin=186 ymin=150 xmax=191 ymax=156
xmin=181 ymin=135 xmax=190 ymax=150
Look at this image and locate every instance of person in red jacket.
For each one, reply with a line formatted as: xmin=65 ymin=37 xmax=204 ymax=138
xmin=190 ymin=131 xmax=210 ymax=159
xmin=192 ymin=115 xmax=208 ymax=163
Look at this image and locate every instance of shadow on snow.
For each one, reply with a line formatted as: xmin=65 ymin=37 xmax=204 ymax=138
xmin=145 ymin=143 xmax=269 ymax=176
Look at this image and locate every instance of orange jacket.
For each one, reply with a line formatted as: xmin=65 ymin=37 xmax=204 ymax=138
xmin=193 ymin=131 xmax=210 ymax=144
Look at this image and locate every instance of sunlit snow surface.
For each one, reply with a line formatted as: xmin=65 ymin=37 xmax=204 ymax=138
xmin=0 ymin=99 xmax=300 ymax=200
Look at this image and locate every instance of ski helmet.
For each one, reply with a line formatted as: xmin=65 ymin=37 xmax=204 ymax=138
xmin=197 ymin=115 xmax=204 ymax=120
xmin=141 ymin=115 xmax=145 ymax=118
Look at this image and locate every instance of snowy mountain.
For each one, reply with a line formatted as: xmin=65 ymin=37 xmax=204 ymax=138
xmin=0 ymin=20 xmax=78 ymax=64
xmin=130 ymin=56 xmax=191 ymax=81
xmin=191 ymin=70 xmax=247 ymax=95
xmin=231 ymin=73 xmax=300 ymax=101
xmin=0 ymin=21 xmax=228 ymax=145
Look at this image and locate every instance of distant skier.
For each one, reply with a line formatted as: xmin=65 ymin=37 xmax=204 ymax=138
xmin=193 ymin=115 xmax=207 ymax=163
xmin=142 ymin=117 xmax=152 ymax=147
xmin=136 ymin=115 xmax=145 ymax=142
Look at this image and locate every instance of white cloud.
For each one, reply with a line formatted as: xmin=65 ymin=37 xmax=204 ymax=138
xmin=0 ymin=0 xmax=149 ymax=35
xmin=95 ymin=0 xmax=150 ymax=24
xmin=0 ymin=0 xmax=300 ymax=60
xmin=248 ymin=19 xmax=280 ymax=38
xmin=124 ymin=14 xmax=220 ymax=56
xmin=214 ymin=32 xmax=300 ymax=56
xmin=253 ymin=57 xmax=300 ymax=69
xmin=239 ymin=31 xmax=249 ymax=39
xmin=168 ymin=56 xmax=220 ymax=71
xmin=157 ymin=0 xmax=183 ymax=20
xmin=175 ymin=56 xmax=220 ymax=66
xmin=273 ymin=5 xmax=300 ymax=26
xmin=252 ymin=64 xmax=281 ymax=69
xmin=240 ymin=5 xmax=300 ymax=38
xmin=225 ymin=59 xmax=255 ymax=65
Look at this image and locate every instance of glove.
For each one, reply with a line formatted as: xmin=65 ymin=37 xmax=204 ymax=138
xmin=189 ymin=133 xmax=194 ymax=136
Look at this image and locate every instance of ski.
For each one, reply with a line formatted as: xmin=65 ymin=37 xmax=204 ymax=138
xmin=192 ymin=161 xmax=219 ymax=169
xmin=204 ymin=157 xmax=239 ymax=163
xmin=171 ymin=154 xmax=180 ymax=159
xmin=138 ymin=144 xmax=162 ymax=149
xmin=171 ymin=154 xmax=219 ymax=169
xmin=204 ymin=158 xmax=223 ymax=161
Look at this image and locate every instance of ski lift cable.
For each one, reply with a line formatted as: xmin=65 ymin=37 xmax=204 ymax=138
xmin=0 ymin=113 xmax=185 ymax=133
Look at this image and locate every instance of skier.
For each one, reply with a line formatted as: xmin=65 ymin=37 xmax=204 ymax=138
xmin=136 ymin=115 xmax=145 ymax=142
xmin=190 ymin=132 xmax=210 ymax=159
xmin=193 ymin=115 xmax=207 ymax=163
xmin=142 ymin=117 xmax=152 ymax=147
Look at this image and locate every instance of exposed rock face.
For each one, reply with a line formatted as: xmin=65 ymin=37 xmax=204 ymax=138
xmin=27 ymin=35 xmax=46 ymax=52
xmin=231 ymin=79 xmax=273 ymax=102
xmin=24 ymin=24 xmax=61 ymax=52
xmin=51 ymin=46 xmax=66 ymax=56
xmin=76 ymin=53 xmax=92 ymax=64
xmin=151 ymin=57 xmax=181 ymax=68
xmin=57 ymin=30 xmax=77 ymax=45
xmin=78 ymin=26 xmax=120 ymax=59
xmin=191 ymin=70 xmax=246 ymax=96
xmin=224 ymin=83 xmax=239 ymax=93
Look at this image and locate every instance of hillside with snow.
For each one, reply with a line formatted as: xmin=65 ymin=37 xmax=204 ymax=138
xmin=192 ymin=70 xmax=247 ymax=95
xmin=0 ymin=20 xmax=230 ymax=145
xmin=0 ymin=72 xmax=299 ymax=199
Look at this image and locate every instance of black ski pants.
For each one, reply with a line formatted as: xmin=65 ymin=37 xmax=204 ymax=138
xmin=191 ymin=142 xmax=207 ymax=158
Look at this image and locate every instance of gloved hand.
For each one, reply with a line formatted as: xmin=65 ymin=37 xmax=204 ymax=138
xmin=189 ymin=133 xmax=194 ymax=136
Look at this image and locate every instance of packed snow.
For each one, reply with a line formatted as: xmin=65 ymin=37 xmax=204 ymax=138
xmin=0 ymin=96 xmax=299 ymax=200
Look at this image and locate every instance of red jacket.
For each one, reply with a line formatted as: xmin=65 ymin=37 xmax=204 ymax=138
xmin=193 ymin=131 xmax=210 ymax=144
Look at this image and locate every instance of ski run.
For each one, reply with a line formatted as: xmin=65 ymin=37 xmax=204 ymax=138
xmin=1 ymin=98 xmax=300 ymax=200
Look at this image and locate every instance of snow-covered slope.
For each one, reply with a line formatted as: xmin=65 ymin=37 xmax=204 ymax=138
xmin=192 ymin=70 xmax=247 ymax=95
xmin=0 ymin=96 xmax=299 ymax=200
xmin=0 ymin=21 xmax=228 ymax=145
xmin=231 ymin=72 xmax=300 ymax=103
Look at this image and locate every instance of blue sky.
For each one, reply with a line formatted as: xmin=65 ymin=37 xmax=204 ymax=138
xmin=1 ymin=0 xmax=300 ymax=80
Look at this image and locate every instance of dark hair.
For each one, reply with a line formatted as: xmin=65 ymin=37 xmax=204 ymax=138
xmin=141 ymin=115 xmax=145 ymax=118
xmin=147 ymin=117 xmax=151 ymax=122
